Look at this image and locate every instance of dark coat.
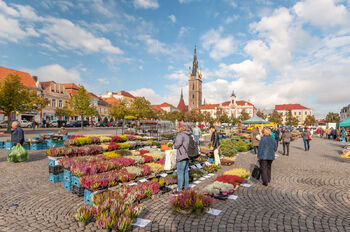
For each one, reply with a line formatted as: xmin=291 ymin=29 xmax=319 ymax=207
xmin=282 ymin=131 xmax=292 ymax=143
xmin=210 ymin=131 xmax=220 ymax=149
xmin=273 ymin=129 xmax=280 ymax=140
xmin=11 ymin=127 xmax=24 ymax=145
xmin=257 ymin=135 xmax=276 ymax=161
xmin=174 ymin=130 xmax=191 ymax=162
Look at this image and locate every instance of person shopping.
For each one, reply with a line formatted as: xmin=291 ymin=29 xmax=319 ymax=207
xmin=281 ymin=129 xmax=292 ymax=156
xmin=174 ymin=126 xmax=191 ymax=193
xmin=251 ymin=127 xmax=260 ymax=154
xmin=302 ymin=127 xmax=311 ymax=151
xmin=192 ymin=125 xmax=202 ymax=145
xmin=11 ymin=121 xmax=24 ymax=145
xmin=257 ymin=128 xmax=276 ymax=186
xmin=210 ymin=126 xmax=221 ymax=165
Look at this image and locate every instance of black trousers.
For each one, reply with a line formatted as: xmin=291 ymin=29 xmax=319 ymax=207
xmin=275 ymin=139 xmax=279 ymax=149
xmin=259 ymin=160 xmax=273 ymax=185
xmin=283 ymin=142 xmax=290 ymax=155
xmin=253 ymin=146 xmax=258 ymax=154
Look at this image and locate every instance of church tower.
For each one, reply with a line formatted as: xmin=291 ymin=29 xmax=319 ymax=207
xmin=188 ymin=46 xmax=202 ymax=110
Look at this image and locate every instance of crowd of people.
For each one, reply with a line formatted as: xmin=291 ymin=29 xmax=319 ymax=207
xmin=315 ymin=127 xmax=350 ymax=142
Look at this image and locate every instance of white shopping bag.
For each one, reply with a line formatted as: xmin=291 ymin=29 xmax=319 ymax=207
xmin=164 ymin=149 xmax=177 ymax=170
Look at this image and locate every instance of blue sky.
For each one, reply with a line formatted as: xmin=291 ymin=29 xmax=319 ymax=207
xmin=1 ymin=0 xmax=350 ymax=118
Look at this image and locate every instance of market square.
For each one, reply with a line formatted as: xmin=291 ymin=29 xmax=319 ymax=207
xmin=1 ymin=0 xmax=350 ymax=231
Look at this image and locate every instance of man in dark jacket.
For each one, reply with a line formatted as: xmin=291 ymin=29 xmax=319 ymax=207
xmin=210 ymin=126 xmax=221 ymax=165
xmin=11 ymin=121 xmax=24 ymax=145
xmin=281 ymin=129 xmax=292 ymax=156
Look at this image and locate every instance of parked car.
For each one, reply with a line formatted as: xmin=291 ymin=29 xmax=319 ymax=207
xmin=66 ymin=121 xmax=89 ymax=127
xmin=49 ymin=120 xmax=58 ymax=127
xmin=96 ymin=121 xmax=109 ymax=127
xmin=0 ymin=120 xmax=9 ymax=128
xmin=19 ymin=120 xmax=34 ymax=128
xmin=111 ymin=121 xmax=123 ymax=127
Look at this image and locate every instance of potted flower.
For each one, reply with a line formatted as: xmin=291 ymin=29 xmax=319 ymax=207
xmin=74 ymin=205 xmax=93 ymax=227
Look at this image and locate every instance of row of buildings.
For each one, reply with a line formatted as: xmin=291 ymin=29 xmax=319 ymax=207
xmin=0 ymin=66 xmax=136 ymax=124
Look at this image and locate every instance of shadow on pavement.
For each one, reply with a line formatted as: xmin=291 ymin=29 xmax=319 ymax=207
xmin=322 ymin=154 xmax=350 ymax=163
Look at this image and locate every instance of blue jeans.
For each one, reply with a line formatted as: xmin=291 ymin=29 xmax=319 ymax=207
xmin=303 ymin=139 xmax=310 ymax=151
xmin=176 ymin=159 xmax=189 ymax=191
xmin=194 ymin=136 xmax=200 ymax=145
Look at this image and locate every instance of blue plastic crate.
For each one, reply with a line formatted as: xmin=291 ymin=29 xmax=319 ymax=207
xmin=48 ymin=159 xmax=56 ymax=166
xmin=0 ymin=141 xmax=4 ymax=149
xmin=49 ymin=173 xmax=63 ymax=184
xmin=31 ymin=143 xmax=47 ymax=150
xmin=64 ymin=179 xmax=72 ymax=191
xmin=63 ymin=135 xmax=70 ymax=140
xmin=5 ymin=142 xmax=13 ymax=151
xmin=72 ymin=175 xmax=81 ymax=187
xmin=84 ymin=189 xmax=93 ymax=205
xmin=23 ymin=144 xmax=30 ymax=150
xmin=64 ymin=169 xmax=72 ymax=181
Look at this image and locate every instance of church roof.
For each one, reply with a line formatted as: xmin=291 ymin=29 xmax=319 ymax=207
xmin=199 ymin=104 xmax=220 ymax=110
xmin=0 ymin=66 xmax=37 ymax=88
xmin=177 ymin=98 xmax=188 ymax=111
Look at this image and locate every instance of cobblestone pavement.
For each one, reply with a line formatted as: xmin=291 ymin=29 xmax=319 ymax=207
xmin=0 ymin=137 xmax=349 ymax=232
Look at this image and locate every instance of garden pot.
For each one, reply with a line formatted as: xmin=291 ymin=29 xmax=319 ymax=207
xmin=78 ymin=222 xmax=86 ymax=227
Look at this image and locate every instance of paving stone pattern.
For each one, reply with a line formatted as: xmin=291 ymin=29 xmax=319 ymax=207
xmin=0 ymin=137 xmax=350 ymax=232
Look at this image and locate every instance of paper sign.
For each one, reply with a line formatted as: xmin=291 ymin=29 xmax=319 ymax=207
xmin=194 ymin=181 xmax=201 ymax=184
xmin=241 ymin=184 xmax=251 ymax=188
xmin=228 ymin=195 xmax=238 ymax=200
xmin=199 ymin=177 xmax=206 ymax=181
xmin=132 ymin=218 xmax=151 ymax=228
xmin=128 ymin=182 xmax=137 ymax=186
xmin=159 ymin=173 xmax=167 ymax=177
xmin=138 ymin=179 xmax=148 ymax=183
xmin=189 ymin=184 xmax=196 ymax=188
xmin=195 ymin=164 xmax=202 ymax=168
xmin=207 ymin=208 xmax=221 ymax=216
xmin=208 ymin=173 xmax=215 ymax=176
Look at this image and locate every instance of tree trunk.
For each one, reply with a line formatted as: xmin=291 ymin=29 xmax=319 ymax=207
xmin=81 ymin=115 xmax=84 ymax=130
xmin=6 ymin=112 xmax=11 ymax=133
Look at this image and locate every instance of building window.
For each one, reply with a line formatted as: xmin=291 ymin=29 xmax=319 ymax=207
xmin=52 ymin=99 xmax=56 ymax=107
xmin=192 ymin=84 xmax=194 ymax=90
xmin=294 ymin=112 xmax=296 ymax=115
xmin=299 ymin=112 xmax=301 ymax=115
xmin=51 ymin=88 xmax=54 ymax=92
xmin=46 ymin=98 xmax=50 ymax=106
xmin=58 ymin=100 xmax=63 ymax=108
xmin=305 ymin=112 xmax=308 ymax=115
xmin=192 ymin=94 xmax=194 ymax=99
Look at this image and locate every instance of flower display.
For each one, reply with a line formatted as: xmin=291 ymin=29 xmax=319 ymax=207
xmin=74 ymin=205 xmax=94 ymax=223
xmin=145 ymin=153 xmax=164 ymax=161
xmin=103 ymin=151 xmax=120 ymax=158
xmin=170 ymin=189 xmax=214 ymax=214
xmin=224 ymin=168 xmax=250 ymax=178
xmin=220 ymin=158 xmax=234 ymax=166
xmin=215 ymin=175 xmax=244 ymax=186
xmin=145 ymin=163 xmax=164 ymax=174
xmin=202 ymin=181 xmax=234 ymax=196
xmin=164 ymin=175 xmax=178 ymax=185
xmin=125 ymin=166 xmax=143 ymax=177
xmin=125 ymin=155 xmax=145 ymax=164
xmin=202 ymin=164 xmax=222 ymax=173
xmin=108 ymin=142 xmax=121 ymax=151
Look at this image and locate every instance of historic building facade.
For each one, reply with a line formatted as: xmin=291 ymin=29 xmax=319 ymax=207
xmin=188 ymin=47 xmax=202 ymax=110
xmin=275 ymin=104 xmax=313 ymax=126
xmin=40 ymin=81 xmax=71 ymax=121
xmin=340 ymin=104 xmax=350 ymax=121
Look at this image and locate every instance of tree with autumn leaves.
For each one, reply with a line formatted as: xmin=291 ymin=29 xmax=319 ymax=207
xmin=0 ymin=74 xmax=48 ymax=132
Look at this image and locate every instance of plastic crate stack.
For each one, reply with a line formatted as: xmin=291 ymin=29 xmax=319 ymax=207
xmin=71 ymin=174 xmax=85 ymax=197
xmin=63 ymin=169 xmax=73 ymax=191
xmin=48 ymin=157 xmax=63 ymax=183
xmin=0 ymin=141 xmax=4 ymax=149
xmin=4 ymin=142 xmax=13 ymax=151
xmin=46 ymin=139 xmax=65 ymax=148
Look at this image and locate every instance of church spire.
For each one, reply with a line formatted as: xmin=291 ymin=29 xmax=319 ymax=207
xmin=191 ymin=45 xmax=198 ymax=76
xmin=180 ymin=88 xmax=183 ymax=99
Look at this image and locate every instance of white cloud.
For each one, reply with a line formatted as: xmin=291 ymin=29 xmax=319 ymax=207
xmin=178 ymin=26 xmax=189 ymax=37
xmin=40 ymin=18 xmax=123 ymax=54
xmin=169 ymin=14 xmax=176 ymax=23
xmin=224 ymin=15 xmax=238 ymax=24
xmin=168 ymin=69 xmax=187 ymax=83
xmin=130 ymin=88 xmax=164 ymax=104
xmin=179 ymin=0 xmax=200 ymax=3
xmin=133 ymin=0 xmax=159 ymax=9
xmin=293 ymin=0 xmax=350 ymax=28
xmin=0 ymin=14 xmax=29 ymax=42
xmin=201 ymin=27 xmax=235 ymax=60
xmin=97 ymin=78 xmax=110 ymax=84
xmin=26 ymin=64 xmax=81 ymax=83
xmin=223 ymin=0 xmax=237 ymax=8
xmin=137 ymin=34 xmax=168 ymax=54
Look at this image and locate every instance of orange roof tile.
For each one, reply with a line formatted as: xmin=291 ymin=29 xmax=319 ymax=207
xmin=177 ymin=98 xmax=188 ymax=111
xmin=63 ymin=83 xmax=79 ymax=90
xmin=102 ymin=96 xmax=120 ymax=105
xmin=199 ymin=104 xmax=220 ymax=110
xmin=0 ymin=66 xmax=37 ymax=88
xmin=40 ymin=81 xmax=55 ymax=90
xmin=275 ymin=104 xmax=309 ymax=111
xmin=113 ymin=90 xmax=136 ymax=99
xmin=151 ymin=105 xmax=165 ymax=113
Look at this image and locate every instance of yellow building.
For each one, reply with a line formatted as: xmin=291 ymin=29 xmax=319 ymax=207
xmin=275 ymin=104 xmax=313 ymax=126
